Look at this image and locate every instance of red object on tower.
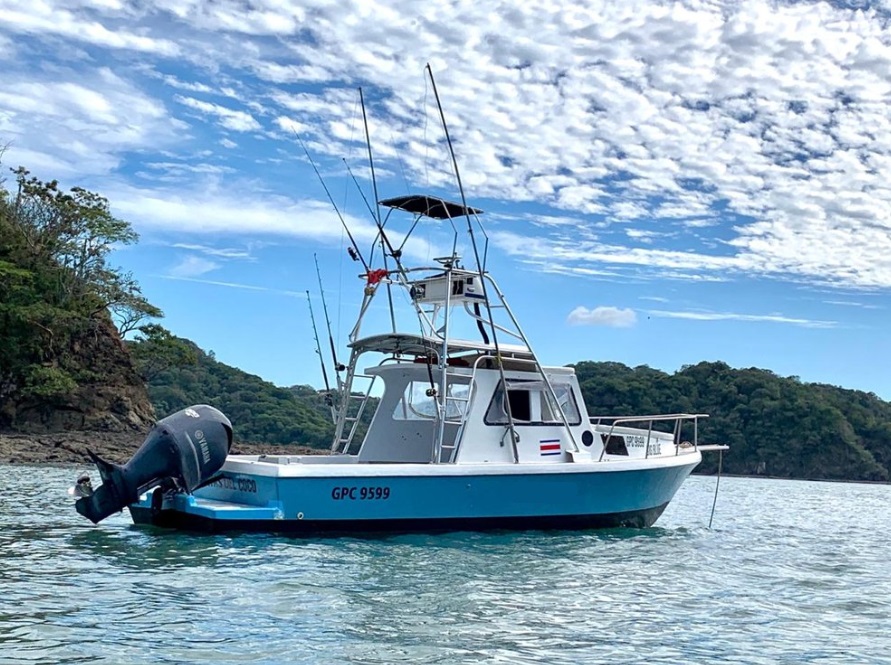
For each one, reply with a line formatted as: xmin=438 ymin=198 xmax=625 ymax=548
xmin=366 ymin=269 xmax=388 ymax=285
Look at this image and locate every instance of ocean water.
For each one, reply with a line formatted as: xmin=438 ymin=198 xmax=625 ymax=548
xmin=1 ymin=466 xmax=889 ymax=664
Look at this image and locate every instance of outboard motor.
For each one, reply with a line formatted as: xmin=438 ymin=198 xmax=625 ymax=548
xmin=74 ymin=405 xmax=232 ymax=524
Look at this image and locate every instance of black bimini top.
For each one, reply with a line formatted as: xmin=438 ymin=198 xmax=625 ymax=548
xmin=379 ymin=195 xmax=483 ymax=220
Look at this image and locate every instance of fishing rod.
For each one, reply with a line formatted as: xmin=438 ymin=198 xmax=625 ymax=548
xmin=343 ymin=159 xmax=377 ymax=221
xmin=292 ymin=130 xmax=370 ymax=273
xmin=305 ymin=289 xmax=336 ymax=422
xmin=314 ymin=254 xmax=344 ymax=376
xmin=343 ymin=159 xmax=420 ymax=267
xmin=305 ymin=290 xmax=330 ymax=392
xmin=342 ymin=158 xmax=386 ymax=267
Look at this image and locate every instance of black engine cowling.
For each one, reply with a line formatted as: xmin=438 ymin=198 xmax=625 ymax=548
xmin=75 ymin=404 xmax=233 ymax=524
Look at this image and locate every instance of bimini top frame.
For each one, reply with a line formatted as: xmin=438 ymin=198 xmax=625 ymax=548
xmin=379 ymin=195 xmax=482 ymax=220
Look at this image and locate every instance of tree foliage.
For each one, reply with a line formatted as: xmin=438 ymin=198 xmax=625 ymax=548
xmin=136 ymin=337 xmax=337 ymax=448
xmin=129 ymin=324 xmax=198 ymax=382
xmin=575 ymin=361 xmax=891 ymax=482
xmin=0 ymin=165 xmax=160 ymax=425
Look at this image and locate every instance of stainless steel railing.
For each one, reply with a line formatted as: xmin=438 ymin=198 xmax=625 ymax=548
xmin=590 ymin=413 xmax=709 ymax=461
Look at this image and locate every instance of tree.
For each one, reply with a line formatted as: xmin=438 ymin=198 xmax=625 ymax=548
xmin=108 ymin=275 xmax=163 ymax=336
xmin=0 ymin=164 xmax=163 ymax=426
xmin=129 ymin=324 xmax=199 ymax=382
xmin=8 ymin=167 xmax=145 ymax=316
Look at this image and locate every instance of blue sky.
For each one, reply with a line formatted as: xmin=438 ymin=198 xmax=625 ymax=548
xmin=2 ymin=0 xmax=891 ymax=399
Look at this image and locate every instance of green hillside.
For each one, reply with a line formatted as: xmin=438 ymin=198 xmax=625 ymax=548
xmin=141 ymin=340 xmax=335 ymax=448
xmin=575 ymin=361 xmax=891 ymax=481
xmin=140 ymin=341 xmax=891 ymax=481
xmin=0 ymin=166 xmax=158 ymax=431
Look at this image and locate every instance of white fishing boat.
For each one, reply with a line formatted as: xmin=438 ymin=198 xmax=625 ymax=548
xmin=73 ymin=72 xmax=726 ymax=534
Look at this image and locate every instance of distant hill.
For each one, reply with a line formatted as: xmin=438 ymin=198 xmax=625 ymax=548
xmin=144 ymin=344 xmax=891 ymax=481
xmin=143 ymin=341 xmax=335 ymax=448
xmin=575 ymin=361 xmax=891 ymax=482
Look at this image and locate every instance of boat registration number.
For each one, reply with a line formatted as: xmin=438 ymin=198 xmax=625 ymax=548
xmin=626 ymin=436 xmax=662 ymax=455
xmin=209 ymin=476 xmax=258 ymax=493
xmin=331 ymin=486 xmax=391 ymax=500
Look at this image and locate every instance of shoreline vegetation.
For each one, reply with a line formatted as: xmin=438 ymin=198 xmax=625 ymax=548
xmin=0 ymin=430 xmax=320 ymax=466
xmin=2 ymin=163 xmax=891 ymax=482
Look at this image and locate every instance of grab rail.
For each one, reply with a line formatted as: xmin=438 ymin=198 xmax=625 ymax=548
xmin=590 ymin=413 xmax=709 ymax=461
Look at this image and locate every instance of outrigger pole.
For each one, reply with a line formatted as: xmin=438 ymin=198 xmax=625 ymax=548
xmin=359 ymin=88 xmax=398 ymax=334
xmin=425 ymin=64 xmax=582 ymax=458
xmin=353 ymin=88 xmax=440 ymax=397
xmin=424 ymin=63 xmax=520 ymax=459
xmin=292 ymin=130 xmax=370 ymax=273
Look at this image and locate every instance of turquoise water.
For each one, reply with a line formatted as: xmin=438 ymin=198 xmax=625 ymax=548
xmin=1 ymin=466 xmax=889 ymax=664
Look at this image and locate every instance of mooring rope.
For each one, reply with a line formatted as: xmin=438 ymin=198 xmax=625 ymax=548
xmin=708 ymin=448 xmax=724 ymax=529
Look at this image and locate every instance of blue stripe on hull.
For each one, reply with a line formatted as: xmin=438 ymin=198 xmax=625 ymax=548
xmin=129 ymin=502 xmax=670 ymax=534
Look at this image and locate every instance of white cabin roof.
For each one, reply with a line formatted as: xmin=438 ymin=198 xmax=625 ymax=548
xmin=349 ymin=332 xmax=532 ymax=358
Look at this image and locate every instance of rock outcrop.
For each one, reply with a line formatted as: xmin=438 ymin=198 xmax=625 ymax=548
xmin=5 ymin=316 xmax=155 ymax=433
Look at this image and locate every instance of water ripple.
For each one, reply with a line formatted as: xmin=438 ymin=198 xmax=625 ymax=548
xmin=1 ymin=467 xmax=890 ymax=664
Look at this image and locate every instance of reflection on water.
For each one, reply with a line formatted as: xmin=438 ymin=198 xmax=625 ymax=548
xmin=67 ymin=528 xmax=230 ymax=570
xmin=1 ymin=466 xmax=889 ymax=664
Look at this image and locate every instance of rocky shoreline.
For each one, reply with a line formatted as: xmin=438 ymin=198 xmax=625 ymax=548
xmin=0 ymin=430 xmax=321 ymax=466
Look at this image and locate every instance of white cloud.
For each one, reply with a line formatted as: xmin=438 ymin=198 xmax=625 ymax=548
xmin=0 ymin=68 xmax=175 ymax=177
xmin=144 ymin=161 xmax=235 ymax=178
xmin=111 ymin=182 xmax=360 ymax=239
xmin=168 ymin=255 xmax=220 ymax=277
xmin=647 ymin=309 xmax=837 ymax=329
xmin=171 ymin=243 xmax=253 ymax=259
xmin=567 ymin=306 xmax=637 ymax=327
xmin=822 ymin=300 xmax=881 ymax=310
xmin=175 ymin=96 xmax=261 ymax=132
xmin=0 ymin=1 xmax=180 ymax=55
xmin=105 ymin=178 xmax=440 ymax=262
xmin=3 ymin=0 xmax=891 ymax=288
xmin=158 ymin=274 xmax=302 ymax=298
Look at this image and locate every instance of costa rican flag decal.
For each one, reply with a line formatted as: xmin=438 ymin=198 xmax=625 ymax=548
xmin=539 ymin=439 xmax=562 ymax=456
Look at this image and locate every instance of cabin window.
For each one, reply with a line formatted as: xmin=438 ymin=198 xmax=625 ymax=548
xmin=392 ymin=380 xmax=469 ymax=421
xmin=508 ymin=389 xmax=532 ymax=421
xmin=539 ymin=384 xmax=582 ymax=425
xmin=484 ymin=381 xmax=581 ymax=426
xmin=602 ymin=434 xmax=628 ymax=455
xmin=485 ymin=389 xmax=531 ymax=424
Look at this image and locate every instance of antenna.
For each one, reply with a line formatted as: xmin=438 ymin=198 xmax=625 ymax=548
xmin=292 ymin=130 xmax=370 ymax=273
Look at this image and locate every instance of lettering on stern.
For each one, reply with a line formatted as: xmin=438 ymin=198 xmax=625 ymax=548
xmin=209 ymin=476 xmax=258 ymax=493
xmin=331 ymin=486 xmax=391 ymax=500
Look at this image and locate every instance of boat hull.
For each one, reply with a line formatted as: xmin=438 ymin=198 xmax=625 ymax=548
xmin=130 ymin=502 xmax=670 ymax=534
xmin=128 ymin=453 xmax=700 ymax=535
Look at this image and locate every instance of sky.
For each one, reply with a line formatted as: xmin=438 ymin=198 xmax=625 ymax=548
xmin=1 ymin=0 xmax=891 ymax=399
